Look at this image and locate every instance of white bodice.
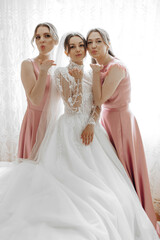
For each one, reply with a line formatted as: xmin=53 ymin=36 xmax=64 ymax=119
xmin=54 ymin=62 xmax=93 ymax=117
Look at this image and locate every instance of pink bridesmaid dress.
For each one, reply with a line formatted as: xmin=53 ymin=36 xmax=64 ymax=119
xmin=100 ymin=58 xmax=157 ymax=229
xmin=18 ymin=59 xmax=51 ymax=159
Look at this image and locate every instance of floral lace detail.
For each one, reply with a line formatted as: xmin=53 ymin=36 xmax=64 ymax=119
xmin=88 ymin=105 xmax=99 ymax=125
xmin=54 ymin=61 xmax=100 ymax=127
xmin=153 ymin=199 xmax=160 ymax=216
xmin=54 ymin=61 xmax=83 ymax=113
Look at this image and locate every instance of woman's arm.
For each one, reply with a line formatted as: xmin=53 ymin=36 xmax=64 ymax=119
xmin=21 ymin=59 xmax=55 ymax=105
xmin=81 ymin=105 xmax=101 ymax=145
xmin=91 ymin=64 xmax=125 ymax=107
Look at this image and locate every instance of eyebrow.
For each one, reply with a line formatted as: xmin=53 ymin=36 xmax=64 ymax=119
xmin=88 ymin=38 xmax=101 ymax=41
xmin=69 ymin=41 xmax=83 ymax=45
xmin=35 ymin=32 xmax=50 ymax=36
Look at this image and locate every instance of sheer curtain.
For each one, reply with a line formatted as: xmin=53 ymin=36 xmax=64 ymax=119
xmin=0 ymin=0 xmax=160 ymax=164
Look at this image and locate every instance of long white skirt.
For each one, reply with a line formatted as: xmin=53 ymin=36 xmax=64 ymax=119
xmin=0 ymin=113 xmax=158 ymax=240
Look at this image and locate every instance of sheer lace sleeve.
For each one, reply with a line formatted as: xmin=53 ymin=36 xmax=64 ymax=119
xmin=84 ymin=70 xmax=101 ymax=125
xmin=54 ymin=67 xmax=82 ymax=112
xmin=88 ymin=104 xmax=101 ymax=125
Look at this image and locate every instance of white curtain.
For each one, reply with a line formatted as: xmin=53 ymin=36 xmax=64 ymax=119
xmin=0 ymin=0 xmax=160 ymax=164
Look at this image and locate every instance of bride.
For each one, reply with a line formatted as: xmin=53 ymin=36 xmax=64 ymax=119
xmin=0 ymin=32 xmax=159 ymax=240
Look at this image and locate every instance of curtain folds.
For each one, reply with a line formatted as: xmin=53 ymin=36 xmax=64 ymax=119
xmin=0 ymin=0 xmax=160 ymax=162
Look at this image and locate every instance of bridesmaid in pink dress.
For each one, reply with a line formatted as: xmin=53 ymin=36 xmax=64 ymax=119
xmin=86 ymin=28 xmax=160 ymax=235
xmin=18 ymin=22 xmax=59 ymax=159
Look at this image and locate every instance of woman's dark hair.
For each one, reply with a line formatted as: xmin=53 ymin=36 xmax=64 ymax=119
xmin=64 ymin=32 xmax=87 ymax=53
xmin=86 ymin=28 xmax=115 ymax=63
xmin=31 ymin=22 xmax=59 ymax=46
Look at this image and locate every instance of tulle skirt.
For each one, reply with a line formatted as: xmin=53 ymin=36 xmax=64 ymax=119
xmin=0 ymin=113 xmax=158 ymax=240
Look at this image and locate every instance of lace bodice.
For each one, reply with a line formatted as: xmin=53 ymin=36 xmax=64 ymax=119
xmin=54 ymin=61 xmax=98 ymax=124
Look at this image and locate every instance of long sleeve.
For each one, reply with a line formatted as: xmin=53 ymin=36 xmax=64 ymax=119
xmin=88 ymin=104 xmax=101 ymax=125
xmin=84 ymin=70 xmax=101 ymax=125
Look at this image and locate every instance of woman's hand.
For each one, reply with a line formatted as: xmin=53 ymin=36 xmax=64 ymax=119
xmin=81 ymin=124 xmax=94 ymax=145
xmin=39 ymin=59 xmax=56 ymax=72
xmin=68 ymin=68 xmax=83 ymax=83
xmin=90 ymin=64 xmax=103 ymax=73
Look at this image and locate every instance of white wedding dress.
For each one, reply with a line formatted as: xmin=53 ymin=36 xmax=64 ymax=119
xmin=0 ymin=61 xmax=158 ymax=240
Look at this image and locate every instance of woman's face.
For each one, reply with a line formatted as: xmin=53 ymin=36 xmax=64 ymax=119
xmin=67 ymin=36 xmax=86 ymax=64
xmin=35 ymin=26 xmax=55 ymax=55
xmin=87 ymin=31 xmax=108 ymax=60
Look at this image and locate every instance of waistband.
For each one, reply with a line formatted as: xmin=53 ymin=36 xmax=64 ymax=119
xmin=102 ymin=105 xmax=129 ymax=112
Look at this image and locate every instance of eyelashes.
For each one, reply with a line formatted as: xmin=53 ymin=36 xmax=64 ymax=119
xmin=45 ymin=34 xmax=51 ymax=38
xmin=70 ymin=44 xmax=85 ymax=49
xmin=87 ymin=40 xmax=102 ymax=45
xmin=35 ymin=34 xmax=51 ymax=40
xmin=35 ymin=36 xmax=40 ymax=40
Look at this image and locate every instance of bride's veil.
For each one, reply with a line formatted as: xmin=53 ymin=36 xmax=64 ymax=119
xmin=55 ymin=32 xmax=71 ymax=67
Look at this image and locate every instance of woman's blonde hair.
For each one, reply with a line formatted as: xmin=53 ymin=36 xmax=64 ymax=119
xmin=31 ymin=22 xmax=59 ymax=46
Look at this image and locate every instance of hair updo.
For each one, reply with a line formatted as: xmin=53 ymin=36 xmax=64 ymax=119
xmin=64 ymin=32 xmax=87 ymax=53
xmin=86 ymin=28 xmax=115 ymax=57
xmin=31 ymin=22 xmax=59 ymax=46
